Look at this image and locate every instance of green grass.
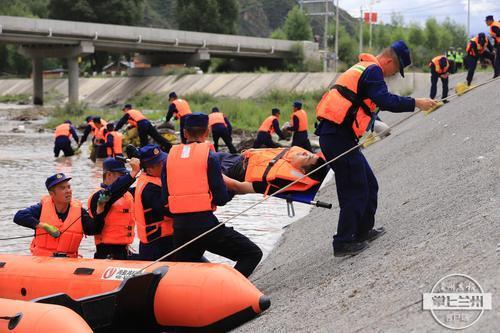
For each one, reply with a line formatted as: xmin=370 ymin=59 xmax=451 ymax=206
xmin=0 ymin=94 xmax=31 ymax=104
xmin=45 ymin=90 xmax=328 ymax=131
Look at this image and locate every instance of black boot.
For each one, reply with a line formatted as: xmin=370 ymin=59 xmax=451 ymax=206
xmin=358 ymin=226 xmax=386 ymax=243
xmin=333 ymin=241 xmax=369 ymax=257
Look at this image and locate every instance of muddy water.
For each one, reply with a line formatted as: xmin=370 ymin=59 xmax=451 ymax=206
xmin=0 ymin=106 xmax=310 ymax=263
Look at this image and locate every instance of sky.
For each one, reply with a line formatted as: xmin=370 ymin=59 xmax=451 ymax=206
xmin=336 ymin=0 xmax=497 ymax=36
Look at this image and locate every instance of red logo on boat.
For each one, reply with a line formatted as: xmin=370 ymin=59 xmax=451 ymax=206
xmin=102 ymin=267 xmax=118 ymax=279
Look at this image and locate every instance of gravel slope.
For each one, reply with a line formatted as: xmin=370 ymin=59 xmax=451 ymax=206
xmin=238 ymin=74 xmax=499 ymax=332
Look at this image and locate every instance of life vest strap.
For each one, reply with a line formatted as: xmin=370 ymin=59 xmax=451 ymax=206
xmin=261 ymin=148 xmax=290 ymax=195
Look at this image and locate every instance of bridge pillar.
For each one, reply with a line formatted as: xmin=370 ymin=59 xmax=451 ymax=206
xmin=67 ymin=57 xmax=79 ymax=104
xmin=32 ymin=57 xmax=44 ymax=105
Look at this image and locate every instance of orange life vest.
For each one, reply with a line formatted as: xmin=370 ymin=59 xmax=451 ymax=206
xmin=134 ymin=174 xmax=173 ymax=243
xmin=126 ymin=109 xmax=147 ymax=127
xmin=88 ymin=120 xmax=97 ymax=135
xmin=258 ymin=116 xmax=278 ymax=134
xmin=208 ymin=112 xmax=226 ymax=128
xmin=105 ymin=131 xmax=123 ymax=157
xmin=429 ymin=56 xmax=450 ymax=74
xmin=466 ymin=37 xmax=486 ymax=56
xmin=243 ymin=147 xmax=320 ymax=196
xmin=166 ymin=142 xmax=215 ymax=214
xmin=54 ymin=123 xmax=71 ymax=138
xmin=87 ymin=189 xmax=135 ymax=245
xmin=171 ymin=99 xmax=192 ymax=119
xmin=30 ymin=196 xmax=83 ymax=258
xmin=291 ymin=109 xmax=308 ymax=132
xmin=489 ymin=21 xmax=500 ymax=44
xmin=316 ymin=53 xmax=379 ymax=138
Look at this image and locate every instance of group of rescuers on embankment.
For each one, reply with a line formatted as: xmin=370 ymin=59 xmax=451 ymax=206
xmin=12 ymin=27 xmax=499 ymax=278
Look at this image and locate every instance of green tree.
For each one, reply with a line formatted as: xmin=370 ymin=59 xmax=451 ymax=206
xmin=283 ymin=6 xmax=313 ymax=41
xmin=176 ymin=0 xmax=239 ymax=34
xmin=408 ymin=24 xmax=425 ymax=46
xmin=424 ymin=18 xmax=440 ymax=53
xmin=270 ymin=28 xmax=287 ymax=40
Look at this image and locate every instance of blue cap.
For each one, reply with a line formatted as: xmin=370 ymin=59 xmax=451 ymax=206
xmin=64 ymin=120 xmax=72 ymax=124
xmin=211 ymin=107 xmax=219 ymax=113
xmin=293 ymin=101 xmax=302 ymax=109
xmin=138 ymin=144 xmax=167 ymax=167
xmin=93 ymin=116 xmax=101 ymax=123
xmin=486 ymin=15 xmax=494 ymax=21
xmin=169 ymin=92 xmax=177 ymax=99
xmin=122 ymin=104 xmax=132 ymax=110
xmin=103 ymin=157 xmax=128 ymax=173
xmin=272 ymin=108 xmax=280 ymax=115
xmin=85 ymin=116 xmax=93 ymax=122
xmin=391 ymin=40 xmax=411 ymax=77
xmin=184 ymin=112 xmax=209 ymax=129
xmin=45 ymin=173 xmax=72 ymax=190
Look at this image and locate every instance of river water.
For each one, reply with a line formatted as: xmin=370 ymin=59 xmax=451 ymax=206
xmin=0 ymin=105 xmax=310 ymax=263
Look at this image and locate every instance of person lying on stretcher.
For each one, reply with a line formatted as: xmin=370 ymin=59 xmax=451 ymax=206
xmin=217 ymin=146 xmax=328 ymax=195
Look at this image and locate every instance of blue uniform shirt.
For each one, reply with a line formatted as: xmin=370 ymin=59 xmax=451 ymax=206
xmin=316 ymin=64 xmax=416 ymax=137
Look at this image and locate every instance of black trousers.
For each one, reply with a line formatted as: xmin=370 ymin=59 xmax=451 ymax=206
xmin=137 ymin=120 xmax=172 ymax=152
xmin=94 ymin=244 xmax=128 ymax=260
xmin=430 ymin=71 xmax=449 ymax=99
xmin=466 ymin=52 xmax=495 ymax=85
xmin=174 ymin=224 xmax=263 ymax=278
xmin=139 ymin=236 xmax=174 ymax=261
xmin=253 ymin=131 xmax=280 ymax=148
xmin=291 ymin=131 xmax=312 ymax=151
xmin=54 ymin=137 xmax=74 ymax=157
xmin=495 ymin=45 xmax=500 ymax=78
xmin=213 ymin=129 xmax=237 ymax=153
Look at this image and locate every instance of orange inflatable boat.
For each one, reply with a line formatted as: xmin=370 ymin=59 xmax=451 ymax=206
xmin=0 ymin=254 xmax=270 ymax=332
xmin=0 ymin=298 xmax=92 ymax=332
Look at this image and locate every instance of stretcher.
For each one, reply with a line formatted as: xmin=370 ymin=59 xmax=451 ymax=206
xmin=275 ymin=183 xmax=332 ymax=217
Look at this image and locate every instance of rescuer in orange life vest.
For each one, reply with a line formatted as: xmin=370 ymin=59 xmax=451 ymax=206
xmin=166 ymin=92 xmax=192 ymax=144
xmin=485 ymin=15 xmax=500 ymax=78
xmin=53 ymin=120 xmax=79 ymax=157
xmin=208 ymin=107 xmax=237 ymax=153
xmin=79 ymin=115 xmax=98 ymax=146
xmin=13 ymin=173 xmax=106 ymax=258
xmin=315 ymin=40 xmax=437 ymax=257
xmin=164 ymin=112 xmax=262 ymax=277
xmin=87 ymin=157 xmax=140 ymax=260
xmin=253 ymin=108 xmax=287 ymax=148
xmin=91 ymin=117 xmax=109 ymax=159
xmin=115 ymin=104 xmax=172 ymax=152
xmin=285 ymin=101 xmax=312 ymax=152
xmin=429 ymin=55 xmax=450 ymax=101
xmin=133 ymin=144 xmax=174 ymax=261
xmin=104 ymin=122 xmax=124 ymax=158
xmin=464 ymin=32 xmax=495 ymax=86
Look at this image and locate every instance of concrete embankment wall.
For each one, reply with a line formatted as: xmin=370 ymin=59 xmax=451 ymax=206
xmin=0 ymin=72 xmax=431 ymax=106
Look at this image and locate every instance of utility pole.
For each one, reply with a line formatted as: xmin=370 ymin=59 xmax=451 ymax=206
xmin=359 ymin=7 xmax=363 ymax=53
xmin=467 ymin=0 xmax=470 ymax=37
xmin=334 ymin=0 xmax=339 ymax=72
xmin=324 ymin=0 xmax=329 ymax=72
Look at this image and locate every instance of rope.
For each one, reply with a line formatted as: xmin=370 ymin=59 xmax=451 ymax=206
xmin=136 ymin=76 xmax=499 ymax=274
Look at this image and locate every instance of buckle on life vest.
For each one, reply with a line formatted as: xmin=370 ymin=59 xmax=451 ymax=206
xmin=127 ymin=226 xmax=133 ymax=231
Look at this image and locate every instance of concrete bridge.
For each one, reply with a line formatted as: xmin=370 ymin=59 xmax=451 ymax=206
xmin=0 ymin=15 xmax=318 ymax=105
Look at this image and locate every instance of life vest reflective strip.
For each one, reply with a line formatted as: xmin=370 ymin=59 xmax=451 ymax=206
xmin=105 ymin=131 xmax=123 ymax=157
xmin=291 ymin=109 xmax=308 ymax=132
xmin=208 ymin=112 xmax=226 ymax=128
xmin=30 ymin=196 xmax=83 ymax=258
xmin=126 ymin=109 xmax=147 ymax=127
xmin=466 ymin=37 xmax=486 ymax=56
xmin=87 ymin=189 xmax=135 ymax=245
xmin=258 ymin=116 xmax=277 ymax=134
xmin=316 ymin=54 xmax=378 ymax=138
xmin=489 ymin=21 xmax=500 ymax=44
xmin=134 ymin=174 xmax=173 ymax=243
xmin=172 ymin=99 xmax=192 ymax=119
xmin=54 ymin=123 xmax=71 ymax=138
xmin=429 ymin=56 xmax=450 ymax=74
xmin=166 ymin=142 xmax=214 ymax=213
xmin=243 ymin=147 xmax=320 ymax=196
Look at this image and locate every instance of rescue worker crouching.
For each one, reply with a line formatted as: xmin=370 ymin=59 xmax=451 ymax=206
xmin=134 ymin=144 xmax=174 ymax=261
xmin=286 ymin=101 xmax=312 ymax=152
xmin=165 ymin=112 xmax=262 ymax=277
xmin=464 ymin=33 xmax=495 ymax=86
xmin=104 ymin=122 xmax=124 ymax=158
xmin=13 ymin=173 xmax=106 ymax=258
xmin=208 ymin=107 xmax=237 ymax=153
xmin=88 ymin=157 xmax=140 ymax=260
xmin=53 ymin=120 xmax=79 ymax=157
xmin=79 ymin=115 xmax=97 ymax=146
xmin=253 ymin=108 xmax=287 ymax=148
xmin=429 ymin=55 xmax=450 ymax=101
xmin=115 ymin=104 xmax=172 ymax=152
xmin=315 ymin=40 xmax=437 ymax=257
xmin=166 ymin=92 xmax=192 ymax=144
